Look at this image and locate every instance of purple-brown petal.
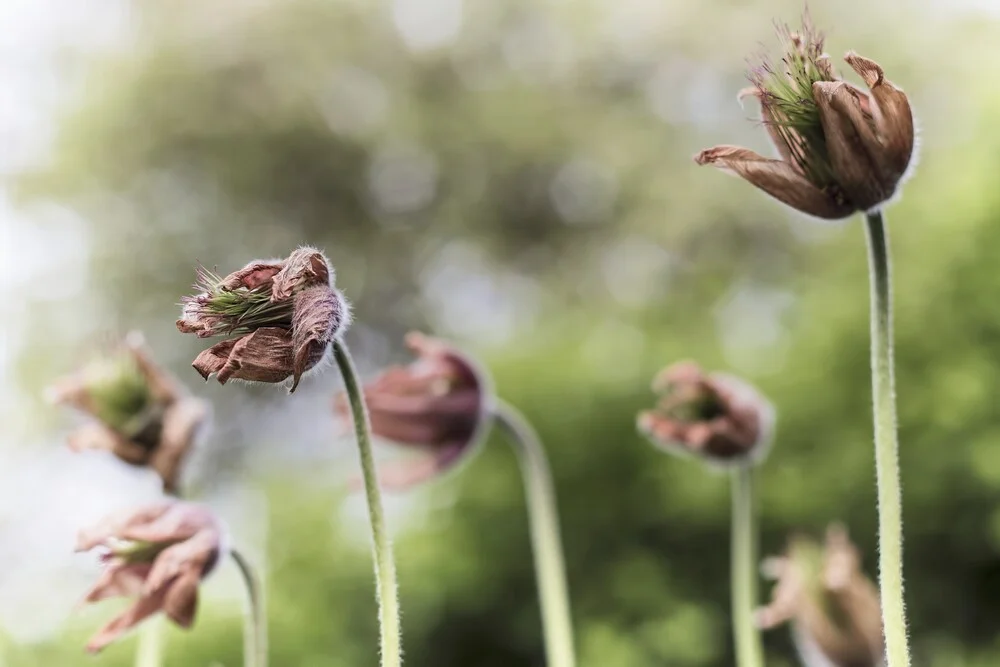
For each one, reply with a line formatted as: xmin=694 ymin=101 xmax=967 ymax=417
xmin=695 ymin=145 xmax=854 ymax=219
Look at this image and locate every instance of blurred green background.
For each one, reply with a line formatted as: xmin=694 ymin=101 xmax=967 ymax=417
xmin=4 ymin=0 xmax=1000 ymax=665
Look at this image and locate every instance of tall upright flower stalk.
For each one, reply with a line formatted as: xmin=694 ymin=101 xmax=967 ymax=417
xmin=494 ymin=401 xmax=576 ymax=667
xmin=334 ymin=340 xmax=403 ymax=667
xmin=231 ymin=548 xmax=268 ymax=667
xmin=694 ymin=18 xmax=916 ymax=666
xmin=638 ymin=361 xmax=775 ymax=667
xmin=731 ymin=465 xmax=763 ymax=667
xmin=864 ymin=210 xmax=906 ymax=667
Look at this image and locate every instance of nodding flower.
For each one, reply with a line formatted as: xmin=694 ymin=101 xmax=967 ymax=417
xmin=335 ymin=332 xmax=491 ymax=490
xmin=757 ymin=524 xmax=884 ymax=667
xmin=695 ymin=17 xmax=915 ymax=219
xmin=75 ymin=501 xmax=224 ymax=653
xmin=176 ymin=247 xmax=350 ymax=393
xmin=47 ymin=332 xmax=208 ymax=494
xmin=637 ymin=360 xmax=774 ymax=465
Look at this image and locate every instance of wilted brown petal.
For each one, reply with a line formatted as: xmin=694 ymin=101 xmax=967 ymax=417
xmin=86 ymin=587 xmax=170 ymax=653
xmin=845 ymin=52 xmax=914 ymax=179
xmin=290 ymin=285 xmax=343 ymax=390
xmin=695 ymin=146 xmax=854 ymax=219
xmin=151 ymin=398 xmax=209 ymax=494
xmin=66 ymin=422 xmax=150 ymax=465
xmin=78 ymin=502 xmax=222 ymax=653
xmin=339 ymin=332 xmax=489 ymax=490
xmin=192 ymin=328 xmax=296 ymax=386
xmin=757 ymin=525 xmax=884 ymax=667
xmin=271 ymin=248 xmax=332 ymax=301
xmin=813 ymin=81 xmax=892 ymax=211
xmin=218 ymin=261 xmax=284 ymax=291
xmin=638 ymin=361 xmax=773 ymax=464
xmin=83 ymin=562 xmax=153 ymax=603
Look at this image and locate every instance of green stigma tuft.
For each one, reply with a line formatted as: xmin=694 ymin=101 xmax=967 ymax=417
xmin=186 ymin=267 xmax=294 ymax=336
xmin=83 ymin=352 xmax=155 ymax=436
xmin=750 ymin=17 xmax=839 ymax=188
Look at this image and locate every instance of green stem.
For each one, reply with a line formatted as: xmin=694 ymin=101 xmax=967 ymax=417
xmin=864 ymin=210 xmax=910 ymax=667
xmin=731 ymin=465 xmax=763 ymax=667
xmin=494 ymin=400 xmax=576 ymax=667
xmin=231 ymin=548 xmax=268 ymax=667
xmin=134 ymin=618 xmax=163 ymax=667
xmin=333 ymin=340 xmax=403 ymax=667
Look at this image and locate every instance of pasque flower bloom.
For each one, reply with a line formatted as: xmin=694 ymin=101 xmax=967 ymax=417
xmin=637 ymin=360 xmax=774 ymax=464
xmin=757 ymin=524 xmax=884 ymax=667
xmin=695 ymin=19 xmax=915 ymax=219
xmin=336 ymin=332 xmax=490 ymax=489
xmin=76 ymin=501 xmax=223 ymax=653
xmin=177 ymin=247 xmax=350 ymax=392
xmin=47 ymin=332 xmax=208 ymax=494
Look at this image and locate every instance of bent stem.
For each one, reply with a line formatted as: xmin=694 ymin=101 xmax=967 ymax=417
xmin=864 ymin=210 xmax=910 ymax=667
xmin=134 ymin=619 xmax=163 ymax=667
xmin=231 ymin=548 xmax=268 ymax=667
xmin=731 ymin=465 xmax=764 ymax=667
xmin=494 ymin=400 xmax=576 ymax=667
xmin=333 ymin=340 xmax=403 ymax=667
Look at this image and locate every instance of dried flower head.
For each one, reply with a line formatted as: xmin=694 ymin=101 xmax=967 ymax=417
xmin=695 ymin=16 xmax=915 ymax=219
xmin=757 ymin=524 xmax=884 ymax=667
xmin=76 ymin=501 xmax=223 ymax=653
xmin=336 ymin=332 xmax=491 ymax=490
xmin=47 ymin=332 xmax=209 ymax=494
xmin=176 ymin=247 xmax=350 ymax=392
xmin=637 ymin=360 xmax=774 ymax=464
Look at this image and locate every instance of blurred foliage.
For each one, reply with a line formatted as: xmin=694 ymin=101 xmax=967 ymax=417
xmin=8 ymin=0 xmax=1000 ymax=665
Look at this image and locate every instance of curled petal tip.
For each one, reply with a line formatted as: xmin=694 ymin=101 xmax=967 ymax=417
xmin=843 ymin=51 xmax=885 ymax=88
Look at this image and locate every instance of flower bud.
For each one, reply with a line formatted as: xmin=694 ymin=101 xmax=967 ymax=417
xmin=695 ymin=17 xmax=915 ymax=219
xmin=335 ymin=332 xmax=491 ymax=490
xmin=47 ymin=332 xmax=208 ymax=494
xmin=757 ymin=524 xmax=884 ymax=667
xmin=637 ymin=360 xmax=774 ymax=464
xmin=176 ymin=247 xmax=350 ymax=392
xmin=75 ymin=501 xmax=223 ymax=653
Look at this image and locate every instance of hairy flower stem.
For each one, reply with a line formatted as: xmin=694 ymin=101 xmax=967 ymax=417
xmin=731 ymin=465 xmax=764 ymax=667
xmin=864 ymin=210 xmax=910 ymax=667
xmin=494 ymin=400 xmax=576 ymax=667
xmin=333 ymin=341 xmax=403 ymax=667
xmin=231 ymin=548 xmax=268 ymax=667
xmin=134 ymin=619 xmax=163 ymax=667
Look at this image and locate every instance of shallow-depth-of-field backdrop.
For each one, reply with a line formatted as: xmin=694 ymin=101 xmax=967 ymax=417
xmin=4 ymin=0 xmax=1000 ymax=665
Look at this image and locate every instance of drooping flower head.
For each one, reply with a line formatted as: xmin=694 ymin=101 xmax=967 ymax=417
xmin=757 ymin=524 xmax=884 ymax=667
xmin=637 ymin=360 xmax=774 ymax=465
xmin=176 ymin=247 xmax=350 ymax=392
xmin=47 ymin=332 xmax=209 ymax=494
xmin=335 ymin=332 xmax=491 ymax=490
xmin=76 ymin=501 xmax=223 ymax=653
xmin=696 ymin=16 xmax=915 ymax=219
